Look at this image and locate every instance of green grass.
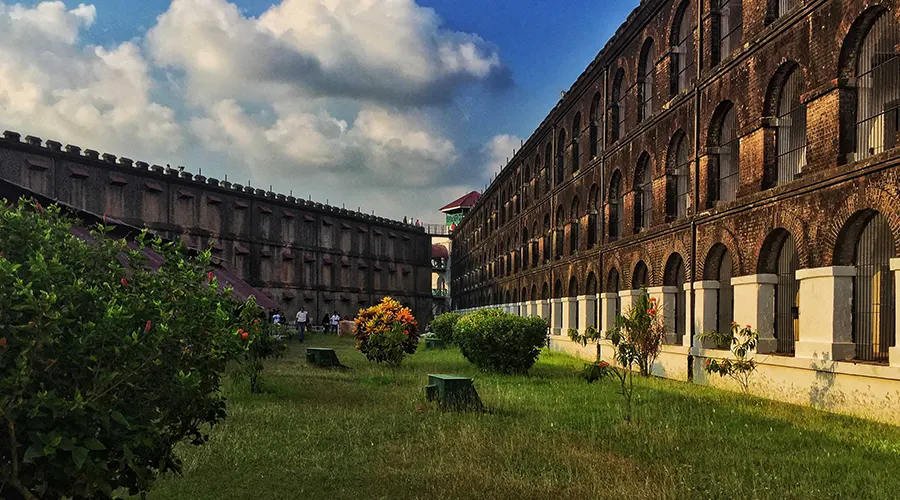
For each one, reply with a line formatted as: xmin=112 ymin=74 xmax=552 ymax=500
xmin=145 ymin=334 xmax=900 ymax=500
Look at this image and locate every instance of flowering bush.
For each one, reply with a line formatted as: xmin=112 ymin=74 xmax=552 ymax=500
xmin=354 ymin=297 xmax=420 ymax=370
xmin=607 ymin=290 xmax=665 ymax=377
xmin=698 ymin=323 xmax=760 ymax=394
xmin=232 ymin=297 xmax=287 ymax=393
xmin=453 ymin=310 xmax=549 ymax=374
xmin=0 ymin=199 xmax=247 ymax=499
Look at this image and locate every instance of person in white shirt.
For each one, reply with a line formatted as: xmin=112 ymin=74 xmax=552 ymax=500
xmin=330 ymin=311 xmax=340 ymax=334
xmin=272 ymin=311 xmax=281 ymax=324
xmin=295 ymin=307 xmax=308 ymax=343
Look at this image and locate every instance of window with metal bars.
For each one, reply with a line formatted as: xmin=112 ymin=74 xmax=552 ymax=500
xmin=718 ymin=0 xmax=742 ymax=60
xmin=555 ymin=209 xmax=565 ymax=259
xmin=608 ymin=269 xmax=621 ymax=321
xmin=665 ymin=254 xmax=686 ymax=345
xmin=572 ymin=114 xmax=581 ymax=173
xmin=775 ymin=0 xmax=801 ymax=20
xmin=716 ymin=250 xmax=734 ymax=348
xmin=639 ymin=40 xmax=655 ymax=122
xmin=544 ymin=143 xmax=553 ymax=193
xmin=641 ymin=165 xmax=652 ymax=230
xmin=610 ymin=69 xmax=626 ymax=142
xmin=543 ymin=215 xmax=551 ymax=262
xmin=855 ymin=13 xmax=900 ymax=161
xmin=675 ymin=137 xmax=691 ymax=218
xmin=774 ymin=233 xmax=799 ymax=355
xmin=570 ymin=198 xmax=580 ymax=255
xmin=609 ymin=172 xmax=623 ymax=240
xmin=715 ymin=106 xmax=740 ymax=204
xmin=590 ymin=93 xmax=602 ymax=158
xmin=776 ymin=67 xmax=807 ymax=185
xmin=672 ymin=2 xmax=695 ymax=96
xmin=852 ymin=213 xmax=895 ymax=363
xmin=556 ymin=130 xmax=567 ymax=184
xmin=633 ymin=261 xmax=649 ymax=289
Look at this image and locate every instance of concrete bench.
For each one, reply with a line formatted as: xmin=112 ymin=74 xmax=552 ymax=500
xmin=425 ymin=374 xmax=482 ymax=411
xmin=306 ymin=347 xmax=343 ymax=368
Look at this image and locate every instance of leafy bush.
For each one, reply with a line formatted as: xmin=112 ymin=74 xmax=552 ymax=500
xmin=430 ymin=312 xmax=461 ymax=343
xmin=698 ymin=323 xmax=760 ymax=394
xmin=453 ymin=310 xmax=549 ymax=374
xmin=0 ymin=199 xmax=247 ymax=499
xmin=354 ymin=297 xmax=419 ymax=372
xmin=606 ymin=289 xmax=665 ymax=377
xmin=232 ymin=298 xmax=288 ymax=393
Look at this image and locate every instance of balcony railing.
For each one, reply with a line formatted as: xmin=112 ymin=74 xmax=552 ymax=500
xmin=425 ymin=224 xmax=450 ymax=235
xmin=432 ymin=289 xmax=449 ymax=298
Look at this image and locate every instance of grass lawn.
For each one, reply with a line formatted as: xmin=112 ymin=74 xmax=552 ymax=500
xmin=145 ymin=334 xmax=900 ymax=500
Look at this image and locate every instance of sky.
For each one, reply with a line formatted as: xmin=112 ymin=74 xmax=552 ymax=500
xmin=0 ymin=0 xmax=638 ymax=223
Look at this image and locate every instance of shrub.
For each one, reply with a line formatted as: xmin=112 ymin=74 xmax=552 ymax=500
xmin=606 ymin=289 xmax=665 ymax=377
xmin=698 ymin=323 xmax=760 ymax=394
xmin=232 ymin=298 xmax=288 ymax=393
xmin=453 ymin=310 xmax=549 ymax=374
xmin=430 ymin=312 xmax=461 ymax=343
xmin=0 ymin=199 xmax=246 ymax=499
xmin=354 ymin=297 xmax=420 ymax=373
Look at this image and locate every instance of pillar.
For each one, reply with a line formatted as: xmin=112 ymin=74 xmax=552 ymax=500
xmin=692 ymin=281 xmax=721 ymax=349
xmin=561 ymin=297 xmax=576 ymax=334
xmin=551 ymin=298 xmax=563 ymax=335
xmin=619 ymin=289 xmax=642 ymax=315
xmin=795 ymin=267 xmax=856 ymax=361
xmin=578 ymin=294 xmax=597 ymax=333
xmin=892 ymin=259 xmax=900 ymax=367
xmin=648 ymin=286 xmax=679 ymax=344
xmin=731 ymin=274 xmax=777 ymax=353
xmin=537 ymin=299 xmax=551 ymax=327
xmin=600 ymin=292 xmax=619 ymax=335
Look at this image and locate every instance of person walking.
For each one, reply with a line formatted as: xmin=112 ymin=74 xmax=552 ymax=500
xmin=330 ymin=311 xmax=341 ymax=334
xmin=272 ymin=310 xmax=281 ymax=324
xmin=295 ymin=306 xmax=308 ymax=343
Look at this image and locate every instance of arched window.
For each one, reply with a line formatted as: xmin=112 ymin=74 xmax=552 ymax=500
xmin=632 ymin=261 xmax=649 ymax=289
xmin=776 ymin=66 xmax=807 ymax=185
xmin=534 ymin=155 xmax=542 ymax=199
xmin=588 ymin=184 xmax=600 ymax=247
xmin=634 ymin=153 xmax=652 ymax=232
xmin=705 ymin=243 xmax=734 ymax=347
xmin=671 ymin=1 xmax=695 ymax=96
xmin=667 ymin=132 xmax=691 ymax=219
xmin=544 ymin=143 xmax=553 ymax=193
xmin=638 ymin=39 xmax=655 ymax=122
xmin=608 ymin=170 xmax=623 ymax=240
xmin=521 ymin=229 xmax=529 ymax=271
xmin=834 ymin=211 xmax=897 ymax=363
xmin=589 ymin=93 xmax=602 ymax=158
xmin=855 ymin=13 xmax=900 ymax=161
xmin=716 ymin=0 xmax=742 ymax=63
xmin=709 ymin=102 xmax=739 ymax=204
xmin=555 ymin=206 xmax=565 ymax=259
xmin=664 ymin=253 xmax=686 ymax=345
xmin=609 ymin=68 xmax=626 ymax=143
xmin=556 ymin=129 xmax=567 ymax=184
xmin=543 ymin=214 xmax=551 ymax=263
xmin=607 ymin=268 xmax=621 ymax=320
xmin=531 ymin=222 xmax=539 ymax=268
xmin=570 ymin=197 xmax=581 ymax=255
xmin=759 ymin=229 xmax=800 ymax=355
xmin=572 ymin=113 xmax=581 ymax=173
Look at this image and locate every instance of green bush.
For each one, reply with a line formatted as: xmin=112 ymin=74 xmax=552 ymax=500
xmin=430 ymin=312 xmax=461 ymax=343
xmin=0 ymin=199 xmax=247 ymax=499
xmin=453 ymin=310 xmax=549 ymax=374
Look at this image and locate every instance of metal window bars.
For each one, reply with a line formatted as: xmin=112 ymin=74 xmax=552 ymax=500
xmin=774 ymin=234 xmax=799 ymax=355
xmin=715 ymin=251 xmax=734 ymax=348
xmin=675 ymin=8 xmax=696 ymax=94
xmin=777 ymin=0 xmax=801 ymax=19
xmin=641 ymin=43 xmax=655 ymax=119
xmin=675 ymin=137 xmax=691 ymax=218
xmin=718 ymin=0 xmax=743 ymax=59
xmin=777 ymin=68 xmax=807 ymax=185
xmin=853 ymin=213 xmax=895 ymax=363
xmin=641 ymin=167 xmax=653 ymax=229
xmin=855 ymin=13 xmax=900 ymax=161
xmin=718 ymin=107 xmax=740 ymax=203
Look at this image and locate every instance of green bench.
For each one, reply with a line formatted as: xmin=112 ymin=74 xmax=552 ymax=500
xmin=424 ymin=338 xmax=448 ymax=350
xmin=425 ymin=374 xmax=482 ymax=411
xmin=306 ymin=347 xmax=343 ymax=368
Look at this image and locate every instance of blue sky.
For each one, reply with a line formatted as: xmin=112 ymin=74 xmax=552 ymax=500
xmin=3 ymin=0 xmax=638 ymax=221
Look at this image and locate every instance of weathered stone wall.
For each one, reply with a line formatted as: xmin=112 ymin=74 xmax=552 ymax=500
xmin=0 ymin=132 xmax=433 ymax=325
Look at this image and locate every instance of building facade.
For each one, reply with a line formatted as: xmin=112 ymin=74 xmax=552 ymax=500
xmin=0 ymin=132 xmax=433 ymax=325
xmin=451 ymin=0 xmax=900 ymax=422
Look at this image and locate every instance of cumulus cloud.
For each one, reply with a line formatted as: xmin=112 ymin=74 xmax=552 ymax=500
xmin=0 ymin=0 xmax=515 ymax=220
xmin=0 ymin=1 xmax=181 ymax=158
xmin=147 ymin=0 xmax=509 ymax=106
xmin=481 ymin=134 xmax=523 ymax=180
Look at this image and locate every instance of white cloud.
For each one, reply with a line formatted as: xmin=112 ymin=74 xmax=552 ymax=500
xmin=0 ymin=0 xmax=512 ymax=221
xmin=481 ymin=134 xmax=523 ymax=180
xmin=0 ymin=2 xmax=181 ymax=158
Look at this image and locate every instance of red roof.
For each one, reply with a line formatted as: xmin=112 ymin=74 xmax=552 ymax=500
xmin=440 ymin=191 xmax=480 ymax=212
xmin=432 ymin=244 xmax=449 ymax=259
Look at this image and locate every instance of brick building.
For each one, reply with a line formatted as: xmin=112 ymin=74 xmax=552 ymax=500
xmin=451 ymin=0 xmax=900 ymax=422
xmin=0 ymin=132 xmax=433 ymax=325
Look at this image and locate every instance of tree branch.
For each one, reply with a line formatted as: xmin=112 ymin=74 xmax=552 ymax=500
xmin=2 ymin=410 xmax=39 ymax=500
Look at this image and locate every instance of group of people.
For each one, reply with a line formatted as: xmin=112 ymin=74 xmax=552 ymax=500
xmin=269 ymin=307 xmax=349 ymax=344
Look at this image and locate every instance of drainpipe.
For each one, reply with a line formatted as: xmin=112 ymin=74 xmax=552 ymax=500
xmin=687 ymin=0 xmax=704 ymax=381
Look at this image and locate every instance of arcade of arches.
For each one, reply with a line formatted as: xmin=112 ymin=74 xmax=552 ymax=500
xmin=451 ymin=0 xmax=900 ymax=422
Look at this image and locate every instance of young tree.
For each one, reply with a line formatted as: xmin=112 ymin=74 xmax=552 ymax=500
xmin=698 ymin=323 xmax=760 ymax=394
